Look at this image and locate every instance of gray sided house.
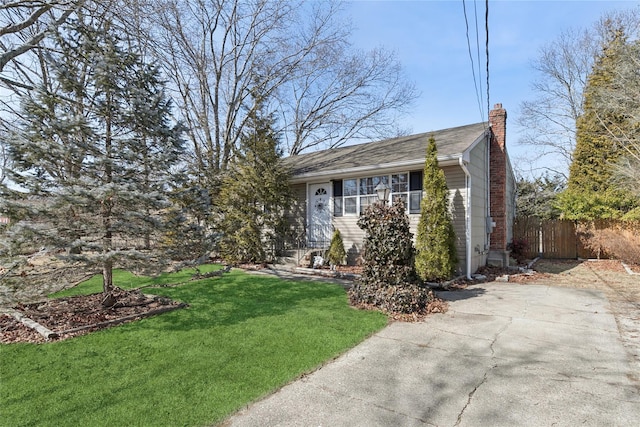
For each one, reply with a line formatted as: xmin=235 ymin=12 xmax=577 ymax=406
xmin=283 ymin=103 xmax=515 ymax=278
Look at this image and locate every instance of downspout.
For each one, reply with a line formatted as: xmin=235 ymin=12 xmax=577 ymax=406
xmin=459 ymin=157 xmax=472 ymax=280
xmin=486 ymin=130 xmax=492 ymax=252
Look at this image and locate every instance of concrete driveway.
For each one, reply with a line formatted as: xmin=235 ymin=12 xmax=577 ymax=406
xmin=222 ymin=282 xmax=640 ymax=426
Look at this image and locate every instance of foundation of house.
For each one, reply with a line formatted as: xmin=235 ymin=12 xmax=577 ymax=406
xmin=487 ymin=250 xmax=511 ymax=268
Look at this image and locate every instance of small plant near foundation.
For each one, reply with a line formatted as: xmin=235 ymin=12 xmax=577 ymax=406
xmin=327 ymin=229 xmax=347 ymax=268
xmin=508 ymin=238 xmax=529 ymax=263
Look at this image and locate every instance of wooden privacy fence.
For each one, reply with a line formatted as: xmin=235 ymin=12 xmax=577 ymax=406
xmin=513 ymin=217 xmax=595 ymax=259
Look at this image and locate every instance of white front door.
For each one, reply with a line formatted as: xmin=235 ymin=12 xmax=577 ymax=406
xmin=309 ymin=183 xmax=331 ymax=247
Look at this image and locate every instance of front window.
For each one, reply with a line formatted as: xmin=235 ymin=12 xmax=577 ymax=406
xmin=333 ymin=171 xmax=423 ymax=216
xmin=359 ymin=176 xmax=388 ymax=214
xmin=344 ymin=179 xmax=357 ymax=214
xmin=391 ymin=173 xmax=408 ymax=208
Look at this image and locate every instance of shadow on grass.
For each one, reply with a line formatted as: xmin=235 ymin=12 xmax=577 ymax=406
xmin=143 ymin=270 xmax=348 ymax=331
xmin=50 ymin=265 xmax=225 ymax=298
xmin=3 ymin=267 xmax=387 ymax=427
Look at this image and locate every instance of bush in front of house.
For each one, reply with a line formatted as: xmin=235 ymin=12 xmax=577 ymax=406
xmin=349 ymin=199 xmax=434 ymax=314
xmin=415 ymin=136 xmax=458 ymax=282
xmin=327 ymin=229 xmax=347 ymax=267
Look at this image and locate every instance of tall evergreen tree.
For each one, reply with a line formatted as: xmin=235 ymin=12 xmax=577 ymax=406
xmin=415 ymin=137 xmax=458 ymax=281
xmin=1 ymin=18 xmax=184 ymax=294
xmin=560 ymin=27 xmax=640 ymax=219
xmin=217 ymin=94 xmax=291 ymax=264
xmin=591 ymin=39 xmax=640 ymax=216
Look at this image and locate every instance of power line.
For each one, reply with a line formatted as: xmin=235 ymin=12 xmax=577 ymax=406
xmin=473 ymin=0 xmax=484 ymax=119
xmin=485 ymin=0 xmax=490 ymax=121
xmin=462 ymin=0 xmax=485 ymax=123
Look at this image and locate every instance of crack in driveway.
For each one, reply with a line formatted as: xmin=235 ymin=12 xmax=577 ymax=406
xmin=453 ymin=317 xmax=512 ymax=426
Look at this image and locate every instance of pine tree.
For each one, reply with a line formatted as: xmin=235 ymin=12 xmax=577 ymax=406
xmin=560 ymin=27 xmax=640 ymax=219
xmin=161 ymin=183 xmax=213 ymax=262
xmin=415 ymin=137 xmax=458 ymax=281
xmin=327 ymin=229 xmax=347 ymax=267
xmin=1 ymin=19 xmax=184 ymax=295
xmin=516 ymin=174 xmax=564 ymax=220
xmin=217 ymin=94 xmax=292 ymax=264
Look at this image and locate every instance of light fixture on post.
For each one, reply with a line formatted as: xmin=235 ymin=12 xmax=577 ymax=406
xmin=374 ymin=182 xmax=390 ymax=204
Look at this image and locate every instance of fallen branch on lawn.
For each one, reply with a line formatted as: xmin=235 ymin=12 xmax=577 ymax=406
xmin=56 ymin=303 xmax=188 ymax=336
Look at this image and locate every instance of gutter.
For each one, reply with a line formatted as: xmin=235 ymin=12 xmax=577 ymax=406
xmin=458 ymin=156 xmax=473 ymax=280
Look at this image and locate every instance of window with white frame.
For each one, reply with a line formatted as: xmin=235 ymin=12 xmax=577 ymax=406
xmin=359 ymin=175 xmax=388 ymax=214
xmin=333 ymin=171 xmax=423 ymax=216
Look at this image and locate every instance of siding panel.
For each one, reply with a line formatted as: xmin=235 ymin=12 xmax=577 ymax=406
xmin=332 ymin=217 xmax=365 ymax=264
xmin=284 ymin=183 xmax=307 ymax=247
xmin=443 ymin=166 xmax=468 ymax=275
xmin=468 ymin=138 xmax=490 ymax=273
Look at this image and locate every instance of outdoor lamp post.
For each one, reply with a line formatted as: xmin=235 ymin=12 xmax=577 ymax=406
xmin=375 ymin=182 xmax=390 ymax=204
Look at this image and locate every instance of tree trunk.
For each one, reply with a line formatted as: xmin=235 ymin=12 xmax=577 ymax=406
xmin=103 ymin=92 xmax=114 ymax=294
xmin=102 ymin=258 xmax=113 ymax=294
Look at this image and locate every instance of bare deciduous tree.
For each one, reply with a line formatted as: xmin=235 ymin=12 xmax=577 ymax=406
xmin=125 ymin=0 xmax=416 ymax=180
xmin=517 ymin=28 xmax=598 ymax=178
xmin=2 ymin=0 xmax=417 ymax=191
xmin=0 ymin=129 xmax=9 ymax=185
xmin=278 ymin=45 xmax=416 ymax=155
xmin=517 ymin=8 xmax=640 ymax=179
xmin=0 ymin=1 xmax=84 ymax=74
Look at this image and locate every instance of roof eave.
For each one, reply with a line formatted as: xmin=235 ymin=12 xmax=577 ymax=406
xmin=289 ymin=154 xmax=464 ymax=184
xmin=461 ymin=128 xmax=490 ymax=163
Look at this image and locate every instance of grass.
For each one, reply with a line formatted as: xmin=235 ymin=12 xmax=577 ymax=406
xmin=0 ymin=266 xmax=387 ymax=427
xmin=50 ymin=264 xmax=225 ymax=297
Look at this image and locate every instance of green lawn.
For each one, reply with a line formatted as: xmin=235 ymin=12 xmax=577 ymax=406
xmin=0 ymin=266 xmax=387 ymax=427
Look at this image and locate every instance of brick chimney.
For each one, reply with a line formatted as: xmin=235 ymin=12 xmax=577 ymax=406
xmin=489 ymin=103 xmax=508 ymax=255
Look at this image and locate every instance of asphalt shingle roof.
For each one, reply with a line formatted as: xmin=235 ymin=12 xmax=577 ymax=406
xmin=285 ymin=122 xmax=488 ymax=177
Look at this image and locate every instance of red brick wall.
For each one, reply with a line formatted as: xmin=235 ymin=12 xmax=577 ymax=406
xmin=489 ymin=103 xmax=507 ymax=251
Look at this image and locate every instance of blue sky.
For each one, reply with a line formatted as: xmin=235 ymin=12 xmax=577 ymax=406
xmin=344 ymin=0 xmax=639 ymax=177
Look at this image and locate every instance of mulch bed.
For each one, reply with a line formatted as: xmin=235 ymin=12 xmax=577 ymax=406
xmin=1 ymin=288 xmax=185 ymax=344
xmin=0 ymin=315 xmax=45 ymax=344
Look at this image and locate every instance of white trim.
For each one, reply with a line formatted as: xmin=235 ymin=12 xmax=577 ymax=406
xmin=290 ymin=129 xmax=491 ymax=184
xmin=461 ymin=129 xmax=490 ymax=164
xmin=331 ymin=172 xmax=423 ymax=217
xmin=307 ymin=182 xmax=332 ymax=247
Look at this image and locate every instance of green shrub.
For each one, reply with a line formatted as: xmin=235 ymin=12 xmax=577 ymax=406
xmin=327 ymin=229 xmax=347 ymax=266
xmin=349 ymin=199 xmax=433 ymax=314
xmin=415 ymin=136 xmax=458 ymax=281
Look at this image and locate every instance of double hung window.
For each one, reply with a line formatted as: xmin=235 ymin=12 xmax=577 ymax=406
xmin=332 ymin=171 xmax=423 ymax=216
xmin=359 ymin=176 xmax=388 ymax=214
